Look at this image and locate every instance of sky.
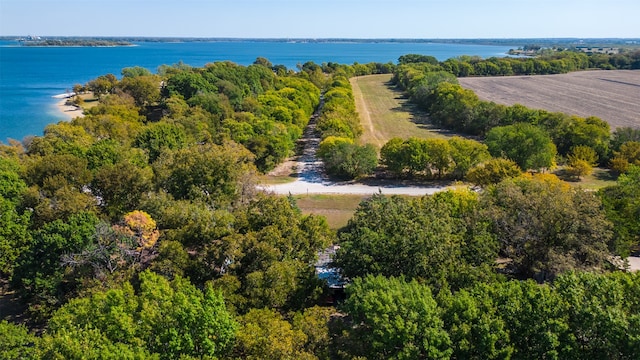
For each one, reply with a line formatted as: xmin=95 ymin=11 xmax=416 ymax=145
xmin=1 ymin=0 xmax=638 ymax=39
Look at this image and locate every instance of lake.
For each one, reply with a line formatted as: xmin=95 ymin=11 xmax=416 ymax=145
xmin=0 ymin=40 xmax=513 ymax=142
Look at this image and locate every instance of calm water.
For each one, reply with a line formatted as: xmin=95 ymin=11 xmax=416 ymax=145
xmin=0 ymin=40 xmax=513 ymax=142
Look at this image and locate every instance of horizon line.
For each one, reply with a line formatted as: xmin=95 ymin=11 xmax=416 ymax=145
xmin=2 ymin=35 xmax=640 ymax=40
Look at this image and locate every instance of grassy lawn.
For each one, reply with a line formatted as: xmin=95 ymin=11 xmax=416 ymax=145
xmin=78 ymin=93 xmax=99 ymax=105
xmin=351 ymin=74 xmax=451 ymax=148
xmin=293 ymin=194 xmax=369 ymax=230
xmin=292 ymin=192 xmax=435 ymax=230
xmin=258 ymin=174 xmax=297 ymax=185
xmin=554 ymin=167 xmax=618 ymax=190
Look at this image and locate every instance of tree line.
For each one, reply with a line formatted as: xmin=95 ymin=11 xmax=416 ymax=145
xmin=392 ymin=59 xmax=640 ymax=176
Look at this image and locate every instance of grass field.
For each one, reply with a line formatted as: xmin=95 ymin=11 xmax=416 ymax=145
xmin=293 ymin=194 xmax=369 ymax=229
xmin=351 ymin=74 xmax=451 ymax=147
xmin=458 ymin=70 xmax=640 ymax=130
xmin=554 ymin=167 xmax=617 ymax=190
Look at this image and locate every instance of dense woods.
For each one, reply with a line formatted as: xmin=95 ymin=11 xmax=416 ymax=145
xmin=1 ymin=49 xmax=640 ymax=359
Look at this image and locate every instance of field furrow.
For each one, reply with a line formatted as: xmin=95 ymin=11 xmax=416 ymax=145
xmin=459 ymin=70 xmax=640 ymax=129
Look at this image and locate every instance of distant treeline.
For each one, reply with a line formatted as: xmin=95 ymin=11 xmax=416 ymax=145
xmin=397 ymin=50 xmax=640 ymax=76
xmin=3 ymin=36 xmax=638 ymax=47
xmin=20 ymin=39 xmax=132 ymax=47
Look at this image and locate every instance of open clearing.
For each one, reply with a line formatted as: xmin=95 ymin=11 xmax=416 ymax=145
xmin=351 ymin=74 xmax=450 ymax=147
xmin=458 ymin=70 xmax=640 ymax=130
xmin=293 ymin=194 xmax=368 ymax=229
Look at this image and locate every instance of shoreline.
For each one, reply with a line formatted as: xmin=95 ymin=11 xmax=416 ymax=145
xmin=54 ymin=96 xmax=84 ymax=119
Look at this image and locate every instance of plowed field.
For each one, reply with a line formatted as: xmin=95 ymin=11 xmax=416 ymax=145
xmin=458 ymin=70 xmax=640 ymax=129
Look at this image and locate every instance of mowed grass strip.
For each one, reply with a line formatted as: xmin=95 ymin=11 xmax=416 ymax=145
xmin=351 ymin=74 xmax=449 ymax=148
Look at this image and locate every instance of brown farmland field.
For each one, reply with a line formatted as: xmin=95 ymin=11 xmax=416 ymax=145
xmin=458 ymin=70 xmax=640 ymax=130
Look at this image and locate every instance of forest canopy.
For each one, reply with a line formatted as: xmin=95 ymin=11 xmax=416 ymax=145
xmin=1 ymin=49 xmax=639 ymax=359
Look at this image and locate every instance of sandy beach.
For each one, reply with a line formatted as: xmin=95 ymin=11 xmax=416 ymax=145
xmin=55 ymin=97 xmax=84 ymax=119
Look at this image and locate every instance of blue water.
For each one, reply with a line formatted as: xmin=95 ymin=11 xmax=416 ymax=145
xmin=0 ymin=40 xmax=513 ymax=142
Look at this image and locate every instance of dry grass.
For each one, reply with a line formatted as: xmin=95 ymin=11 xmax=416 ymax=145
xmin=458 ymin=70 xmax=640 ymax=130
xmin=351 ymin=74 xmax=451 ymax=148
xmin=293 ymin=194 xmax=369 ymax=230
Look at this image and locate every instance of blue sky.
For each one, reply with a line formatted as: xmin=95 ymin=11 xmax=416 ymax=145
xmin=1 ymin=0 xmax=638 ymax=38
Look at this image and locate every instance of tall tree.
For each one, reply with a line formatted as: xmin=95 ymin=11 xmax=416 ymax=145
xmin=335 ymin=191 xmax=499 ymax=290
xmin=599 ymin=165 xmax=640 ymax=256
xmin=482 ymin=174 xmax=613 ymax=281
xmin=485 ymin=123 xmax=557 ymax=171
xmin=340 ymin=275 xmax=452 ymax=360
xmin=46 ymin=270 xmax=237 ymax=360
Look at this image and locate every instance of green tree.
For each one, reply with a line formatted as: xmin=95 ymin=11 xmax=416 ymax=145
xmin=153 ymin=142 xmax=256 ymax=207
xmin=12 ymin=212 xmax=100 ymax=319
xmin=91 ymin=162 xmax=153 ymax=220
xmin=318 ymin=137 xmax=377 ymax=179
xmin=482 ymin=174 xmax=613 ymax=281
xmin=466 ymin=158 xmax=522 ymax=186
xmin=448 ymin=136 xmax=491 ymax=179
xmin=292 ymin=306 xmax=336 ymax=360
xmin=566 ymin=145 xmax=598 ymax=179
xmin=611 ymin=127 xmax=640 ymax=153
xmin=380 ymin=137 xmax=409 ymax=177
xmin=554 ymin=271 xmax=640 ymax=359
xmin=206 ymin=194 xmax=333 ymax=312
xmin=87 ymin=74 xmax=118 ymax=97
xmin=426 ymin=138 xmax=453 ymax=178
xmin=398 ymin=54 xmax=439 ymax=65
xmin=489 ymin=280 xmax=572 ymax=359
xmin=37 ymin=327 xmax=156 ymax=359
xmin=0 ymin=158 xmax=31 ymax=277
xmin=232 ymin=308 xmax=314 ymax=360
xmin=438 ymin=287 xmax=513 ymax=359
xmin=599 ymin=165 xmax=640 ymax=256
xmin=335 ymin=191 xmax=499 ymax=290
xmin=47 ymin=270 xmax=237 ymax=360
xmin=0 ymin=321 xmax=38 ymax=360
xmin=0 ymin=197 xmax=31 ymax=277
xmin=121 ymin=66 xmax=152 ymax=78
xmin=340 ymin=275 xmax=452 ymax=360
xmin=134 ymin=122 xmax=188 ymax=162
xmin=428 ymin=82 xmax=480 ymax=133
xmin=118 ymin=75 xmax=162 ymax=107
xmin=23 ymin=153 xmax=96 ymax=224
xmin=485 ymin=123 xmax=557 ymax=171
xmin=26 ymin=122 xmax=94 ymax=157
xmin=610 ymin=141 xmax=640 ymax=174
xmin=165 ymin=70 xmax=216 ymax=100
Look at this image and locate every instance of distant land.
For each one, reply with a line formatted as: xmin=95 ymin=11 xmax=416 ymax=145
xmin=1 ymin=36 xmax=639 ymax=48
